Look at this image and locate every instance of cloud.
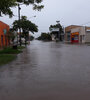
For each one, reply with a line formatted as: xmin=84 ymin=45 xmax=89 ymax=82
xmin=0 ymin=0 xmax=90 ymax=37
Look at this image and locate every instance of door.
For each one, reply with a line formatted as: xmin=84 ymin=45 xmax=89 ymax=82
xmin=1 ymin=35 xmax=4 ymax=47
xmin=80 ymin=35 xmax=82 ymax=43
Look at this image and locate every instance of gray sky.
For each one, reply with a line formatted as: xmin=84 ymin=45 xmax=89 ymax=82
xmin=0 ymin=0 xmax=90 ymax=37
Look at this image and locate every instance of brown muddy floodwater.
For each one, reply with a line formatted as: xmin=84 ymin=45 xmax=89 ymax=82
xmin=0 ymin=40 xmax=90 ymax=100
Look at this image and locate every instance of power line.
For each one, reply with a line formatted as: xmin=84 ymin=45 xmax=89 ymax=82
xmin=13 ymin=15 xmax=36 ymax=19
xmin=80 ymin=21 xmax=90 ymax=26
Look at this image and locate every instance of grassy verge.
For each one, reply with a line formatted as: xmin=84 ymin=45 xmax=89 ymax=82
xmin=0 ymin=47 xmax=23 ymax=54
xmin=17 ymin=46 xmax=25 ymax=50
xmin=0 ymin=46 xmax=25 ymax=66
xmin=0 ymin=54 xmax=16 ymax=66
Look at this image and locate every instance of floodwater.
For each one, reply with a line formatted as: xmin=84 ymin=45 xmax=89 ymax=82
xmin=0 ymin=40 xmax=90 ymax=100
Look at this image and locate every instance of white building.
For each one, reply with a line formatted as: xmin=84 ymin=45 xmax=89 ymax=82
xmin=65 ymin=25 xmax=90 ymax=43
xmin=50 ymin=28 xmax=64 ymax=41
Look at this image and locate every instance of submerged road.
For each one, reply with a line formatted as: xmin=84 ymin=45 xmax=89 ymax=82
xmin=0 ymin=40 xmax=90 ymax=100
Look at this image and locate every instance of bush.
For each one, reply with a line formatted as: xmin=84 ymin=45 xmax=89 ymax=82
xmin=37 ymin=33 xmax=52 ymax=41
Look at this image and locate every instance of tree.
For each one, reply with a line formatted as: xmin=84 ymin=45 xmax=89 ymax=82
xmin=37 ymin=33 xmax=52 ymax=41
xmin=49 ymin=23 xmax=64 ymax=41
xmin=13 ymin=16 xmax=38 ymax=33
xmin=0 ymin=0 xmax=17 ymax=17
xmin=49 ymin=24 xmax=63 ymax=33
xmin=12 ymin=16 xmax=38 ymax=45
xmin=30 ymin=35 xmax=34 ymax=41
xmin=0 ymin=0 xmax=44 ymax=17
xmin=8 ymin=28 xmax=17 ymax=46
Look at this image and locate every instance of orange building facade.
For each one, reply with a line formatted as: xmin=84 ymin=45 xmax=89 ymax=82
xmin=0 ymin=21 xmax=10 ymax=48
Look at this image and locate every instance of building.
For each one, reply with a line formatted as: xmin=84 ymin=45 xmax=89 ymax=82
xmin=0 ymin=21 xmax=10 ymax=48
xmin=65 ymin=25 xmax=90 ymax=43
xmin=50 ymin=27 xmax=64 ymax=41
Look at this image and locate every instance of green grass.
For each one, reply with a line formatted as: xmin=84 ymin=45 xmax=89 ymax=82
xmin=0 ymin=54 xmax=16 ymax=66
xmin=0 ymin=47 xmax=22 ymax=54
xmin=0 ymin=46 xmax=25 ymax=66
xmin=17 ymin=46 xmax=25 ymax=49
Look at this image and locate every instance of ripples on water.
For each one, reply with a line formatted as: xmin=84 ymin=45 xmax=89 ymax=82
xmin=0 ymin=41 xmax=90 ymax=100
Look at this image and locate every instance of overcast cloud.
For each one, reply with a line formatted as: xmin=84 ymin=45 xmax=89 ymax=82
xmin=0 ymin=0 xmax=90 ymax=37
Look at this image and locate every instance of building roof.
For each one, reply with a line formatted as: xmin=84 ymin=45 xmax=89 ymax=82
xmin=0 ymin=21 xmax=9 ymax=27
xmin=65 ymin=25 xmax=82 ymax=32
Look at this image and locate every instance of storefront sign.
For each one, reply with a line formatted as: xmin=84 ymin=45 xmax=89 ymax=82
xmin=50 ymin=28 xmax=59 ymax=32
xmin=71 ymin=32 xmax=79 ymax=43
xmin=71 ymin=32 xmax=79 ymax=35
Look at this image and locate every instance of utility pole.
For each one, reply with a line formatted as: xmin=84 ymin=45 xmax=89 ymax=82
xmin=18 ymin=4 xmax=22 ymax=46
xmin=0 ymin=11 xmax=1 ymax=16
xmin=56 ymin=21 xmax=61 ymax=41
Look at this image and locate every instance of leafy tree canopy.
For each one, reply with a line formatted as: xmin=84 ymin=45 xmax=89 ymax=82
xmin=30 ymin=35 xmax=34 ymax=41
xmin=37 ymin=32 xmax=52 ymax=41
xmin=50 ymin=24 xmax=60 ymax=28
xmin=49 ymin=23 xmax=63 ymax=33
xmin=0 ymin=0 xmax=44 ymax=17
xmin=12 ymin=16 xmax=38 ymax=33
xmin=12 ymin=16 xmax=38 ymax=45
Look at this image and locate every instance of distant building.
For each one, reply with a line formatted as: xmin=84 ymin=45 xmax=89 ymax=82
xmin=0 ymin=21 xmax=10 ymax=48
xmin=50 ymin=27 xmax=64 ymax=41
xmin=65 ymin=25 xmax=90 ymax=43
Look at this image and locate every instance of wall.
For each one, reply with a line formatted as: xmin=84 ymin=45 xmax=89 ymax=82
xmin=65 ymin=25 xmax=81 ymax=42
xmin=71 ymin=27 xmax=86 ymax=43
xmin=65 ymin=25 xmax=90 ymax=43
xmin=0 ymin=21 xmax=10 ymax=48
xmin=85 ymin=31 xmax=90 ymax=43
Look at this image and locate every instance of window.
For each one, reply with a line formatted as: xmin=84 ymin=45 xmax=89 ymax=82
xmin=82 ymin=35 xmax=85 ymax=40
xmin=67 ymin=31 xmax=71 ymax=35
xmin=74 ymin=35 xmax=78 ymax=40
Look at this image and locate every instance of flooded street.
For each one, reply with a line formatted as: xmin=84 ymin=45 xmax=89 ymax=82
xmin=0 ymin=40 xmax=90 ymax=100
